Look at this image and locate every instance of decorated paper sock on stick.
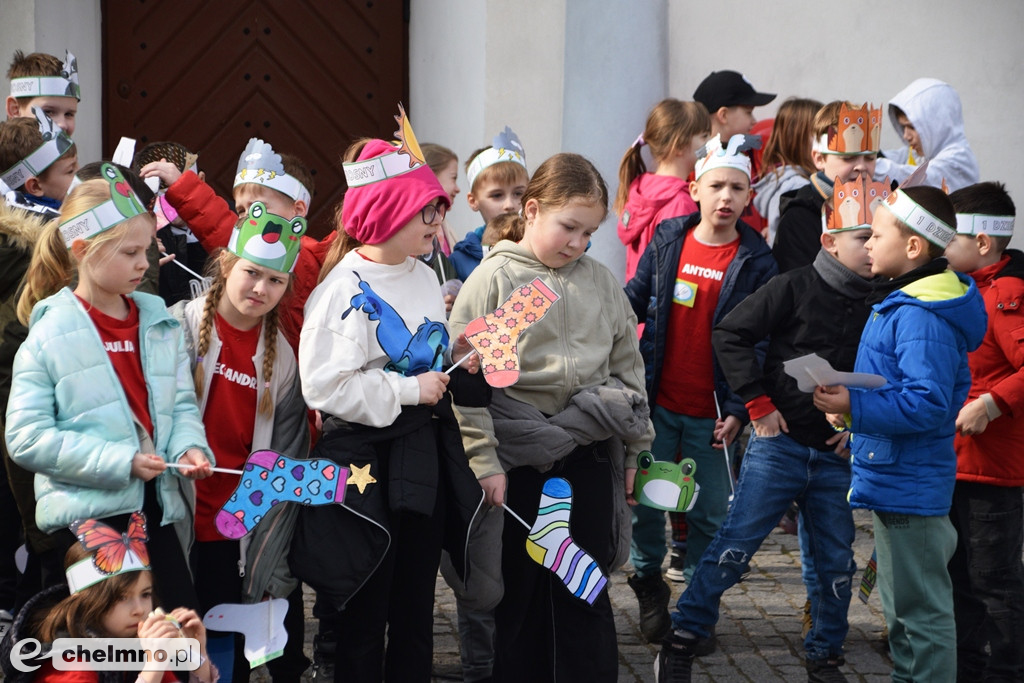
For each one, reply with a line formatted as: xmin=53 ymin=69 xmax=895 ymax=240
xmin=525 ymin=477 xmax=608 ymax=605
xmin=202 ymin=599 xmax=289 ymax=667
xmin=464 ymin=278 xmax=559 ymax=388
xmin=216 ymin=450 xmax=350 ymax=540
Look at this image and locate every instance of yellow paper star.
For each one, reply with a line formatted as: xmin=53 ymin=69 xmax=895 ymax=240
xmin=348 ymin=463 xmax=377 ymax=494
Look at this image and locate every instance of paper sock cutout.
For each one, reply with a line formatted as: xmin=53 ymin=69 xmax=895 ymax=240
xmin=203 ymin=599 xmax=288 ymax=667
xmin=525 ymin=477 xmax=608 ymax=605
xmin=216 ymin=450 xmax=350 ymax=540
xmin=464 ymin=278 xmax=559 ymax=388
xmin=859 ymin=547 xmax=878 ymax=603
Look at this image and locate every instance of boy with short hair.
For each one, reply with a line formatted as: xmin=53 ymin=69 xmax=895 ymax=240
xmin=0 ymin=111 xmax=78 ymax=218
xmin=624 ymin=133 xmax=777 ymax=643
xmin=942 ymin=181 xmax=1024 ymax=681
xmin=774 ymin=101 xmax=881 ymax=273
xmin=6 ymin=50 xmax=79 ymax=136
xmin=813 ymin=183 xmax=986 ymax=683
xmin=450 ymin=127 xmax=528 ymax=281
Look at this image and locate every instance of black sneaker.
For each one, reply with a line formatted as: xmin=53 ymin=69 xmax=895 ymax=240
xmin=628 ymin=572 xmax=671 ymax=643
xmin=666 ymin=550 xmax=686 ymax=583
xmin=654 ymin=631 xmax=701 ymax=683
xmin=806 ymin=656 xmax=847 ymax=683
xmin=310 ymin=631 xmax=336 ymax=683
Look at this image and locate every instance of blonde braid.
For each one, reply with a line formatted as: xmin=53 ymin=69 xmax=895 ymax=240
xmin=258 ymin=305 xmax=279 ymax=417
xmin=192 ymin=277 xmax=225 ymax=401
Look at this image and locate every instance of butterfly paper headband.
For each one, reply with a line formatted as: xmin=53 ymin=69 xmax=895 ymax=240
xmin=466 ymin=126 xmax=528 ymax=189
xmin=342 ymin=103 xmax=430 ymax=188
xmin=815 ymin=102 xmax=883 ymax=156
xmin=228 ymin=201 xmax=307 ymax=273
xmin=66 ymin=512 xmax=151 ymax=593
xmin=0 ymin=108 xmax=75 ymax=190
xmin=823 ymin=176 xmax=892 ymax=233
xmin=956 ymin=213 xmax=1015 ymax=237
xmin=59 ymin=163 xmax=148 ymax=247
xmin=9 ymin=50 xmax=80 ymax=101
xmin=694 ymin=133 xmax=761 ymax=180
xmin=234 ymin=138 xmax=311 ymax=207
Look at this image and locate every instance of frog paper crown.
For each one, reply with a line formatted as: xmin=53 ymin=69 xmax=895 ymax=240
xmin=66 ymin=512 xmax=150 ymax=594
xmin=58 ymin=163 xmax=148 ymax=247
xmin=466 ymin=126 xmax=528 ymax=189
xmin=0 ymin=108 xmax=75 ymax=190
xmin=342 ymin=103 xmax=431 ymax=188
xmin=881 ymin=163 xmax=955 ymax=247
xmin=234 ymin=138 xmax=311 ymax=207
xmin=228 ymin=201 xmax=307 ymax=273
xmin=815 ymin=102 xmax=883 ymax=155
xmin=9 ymin=50 xmax=80 ymax=101
xmin=823 ymin=175 xmax=892 ymax=233
xmin=694 ymin=133 xmax=761 ymax=180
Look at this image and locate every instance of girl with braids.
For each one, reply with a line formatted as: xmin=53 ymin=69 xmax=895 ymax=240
xmin=169 ymin=202 xmax=311 ymax=682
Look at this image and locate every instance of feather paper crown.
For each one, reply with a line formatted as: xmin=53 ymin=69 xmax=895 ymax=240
xmin=880 ymin=162 xmax=956 ymax=247
xmin=823 ymin=176 xmax=892 ymax=233
xmin=342 ymin=103 xmax=431 ymax=188
xmin=694 ymin=133 xmax=761 ymax=180
xmin=0 ymin=108 xmax=75 ymax=190
xmin=466 ymin=126 xmax=528 ymax=189
xmin=234 ymin=138 xmax=311 ymax=206
xmin=9 ymin=50 xmax=80 ymax=101
xmin=66 ymin=512 xmax=150 ymax=594
xmin=815 ymin=102 xmax=883 ymax=155
xmin=58 ymin=163 xmax=148 ymax=247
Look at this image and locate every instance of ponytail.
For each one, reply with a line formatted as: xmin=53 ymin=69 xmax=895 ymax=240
xmin=614 ymin=143 xmax=647 ymax=215
xmin=17 ymin=220 xmax=73 ymax=325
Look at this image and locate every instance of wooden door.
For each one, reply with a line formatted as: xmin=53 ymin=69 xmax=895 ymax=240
xmin=102 ymin=0 xmax=409 ymax=238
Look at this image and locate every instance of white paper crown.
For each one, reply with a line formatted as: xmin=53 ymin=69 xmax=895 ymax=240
xmin=66 ymin=512 xmax=150 ymax=594
xmin=343 ymin=103 xmax=430 ymax=188
xmin=59 ymin=163 xmax=148 ymax=247
xmin=814 ymin=102 xmax=883 ymax=156
xmin=466 ymin=126 xmax=528 ymax=189
xmin=694 ymin=133 xmax=760 ymax=180
xmin=883 ymin=189 xmax=955 ymax=247
xmin=956 ymin=214 xmax=1015 ymax=237
xmin=0 ymin=108 xmax=75 ymax=190
xmin=9 ymin=50 xmax=80 ymax=101
xmin=234 ymin=138 xmax=311 ymax=206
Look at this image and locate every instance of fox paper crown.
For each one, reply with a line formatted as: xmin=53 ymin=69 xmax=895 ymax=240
xmin=466 ymin=126 xmax=528 ymax=189
xmin=694 ymin=133 xmax=761 ymax=180
xmin=9 ymin=50 xmax=80 ymax=101
xmin=58 ymin=163 xmax=148 ymax=247
xmin=823 ymin=176 xmax=892 ymax=233
xmin=66 ymin=512 xmax=150 ymax=594
xmin=956 ymin=213 xmax=1015 ymax=237
xmin=815 ymin=102 xmax=883 ymax=155
xmin=228 ymin=201 xmax=307 ymax=273
xmin=0 ymin=108 xmax=74 ymax=190
xmin=881 ymin=162 xmax=956 ymax=247
xmin=342 ymin=104 xmax=434 ymax=188
xmin=234 ymin=138 xmax=311 ymax=207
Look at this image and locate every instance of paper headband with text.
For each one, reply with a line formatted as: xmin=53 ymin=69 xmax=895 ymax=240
xmin=694 ymin=133 xmax=761 ymax=180
xmin=0 ymin=108 xmax=74 ymax=190
xmin=883 ymin=189 xmax=955 ymax=247
xmin=466 ymin=126 xmax=528 ymax=189
xmin=342 ymin=103 xmax=429 ymax=188
xmin=59 ymin=163 xmax=148 ymax=247
xmin=814 ymin=102 xmax=882 ymax=156
xmin=956 ymin=214 xmax=1015 ymax=237
xmin=823 ymin=176 xmax=892 ymax=233
xmin=234 ymin=138 xmax=311 ymax=206
xmin=66 ymin=512 xmax=150 ymax=594
xmin=9 ymin=50 xmax=80 ymax=101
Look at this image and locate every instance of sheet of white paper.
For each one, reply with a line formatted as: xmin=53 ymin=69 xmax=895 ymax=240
xmin=783 ymin=352 xmax=886 ymax=393
xmin=202 ymin=599 xmax=289 ymax=668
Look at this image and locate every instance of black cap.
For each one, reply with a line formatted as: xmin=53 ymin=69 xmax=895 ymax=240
xmin=693 ymin=71 xmax=776 ymax=112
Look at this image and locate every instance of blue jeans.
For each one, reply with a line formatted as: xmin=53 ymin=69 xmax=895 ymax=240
xmin=672 ymin=431 xmax=856 ymax=661
xmin=630 ymin=407 xmax=730 ymax=580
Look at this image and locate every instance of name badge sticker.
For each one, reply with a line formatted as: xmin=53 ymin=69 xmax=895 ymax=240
xmin=672 ymin=278 xmax=698 ymax=308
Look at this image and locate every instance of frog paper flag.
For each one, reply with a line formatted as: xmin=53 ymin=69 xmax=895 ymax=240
xmin=464 ymin=278 xmax=560 ymax=388
xmin=634 ymin=452 xmax=700 ymax=512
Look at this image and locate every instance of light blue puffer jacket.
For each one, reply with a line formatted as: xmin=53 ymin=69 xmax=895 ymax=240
xmin=5 ymin=288 xmax=212 ymax=534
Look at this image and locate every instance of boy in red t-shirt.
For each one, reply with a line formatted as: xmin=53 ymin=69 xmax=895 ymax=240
xmin=624 ymin=133 xmax=778 ymax=642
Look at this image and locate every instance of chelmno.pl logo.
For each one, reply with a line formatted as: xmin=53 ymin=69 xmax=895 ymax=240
xmin=9 ymin=637 xmax=201 ymax=673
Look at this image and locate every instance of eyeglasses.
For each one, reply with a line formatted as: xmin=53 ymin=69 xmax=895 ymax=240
xmin=420 ymin=202 xmax=447 ymax=224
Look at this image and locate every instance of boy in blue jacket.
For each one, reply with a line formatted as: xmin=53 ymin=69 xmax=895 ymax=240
xmin=813 ymin=183 xmax=986 ymax=683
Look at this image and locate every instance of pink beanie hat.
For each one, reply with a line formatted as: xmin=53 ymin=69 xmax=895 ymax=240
xmin=342 ymin=138 xmax=450 ymax=245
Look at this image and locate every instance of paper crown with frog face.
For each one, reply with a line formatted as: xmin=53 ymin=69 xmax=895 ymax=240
xmin=0 ymin=108 xmax=75 ymax=191
xmin=815 ymin=102 xmax=883 ymax=155
xmin=227 ymin=201 xmax=307 ymax=273
xmin=880 ymin=162 xmax=956 ymax=247
xmin=234 ymin=138 xmax=311 ymax=207
xmin=694 ymin=133 xmax=761 ymax=180
xmin=466 ymin=126 xmax=528 ymax=189
xmin=58 ymin=163 xmax=148 ymax=247
xmin=9 ymin=50 xmax=80 ymax=101
xmin=823 ymin=175 xmax=892 ymax=233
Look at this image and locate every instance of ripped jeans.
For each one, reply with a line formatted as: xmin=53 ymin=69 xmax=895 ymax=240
xmin=671 ymin=431 xmax=856 ymax=662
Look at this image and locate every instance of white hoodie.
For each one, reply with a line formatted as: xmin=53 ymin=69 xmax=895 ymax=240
xmin=874 ymin=78 xmax=980 ymax=191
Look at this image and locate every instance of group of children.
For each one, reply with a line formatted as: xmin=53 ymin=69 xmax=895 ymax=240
xmin=0 ymin=49 xmax=1019 ymax=683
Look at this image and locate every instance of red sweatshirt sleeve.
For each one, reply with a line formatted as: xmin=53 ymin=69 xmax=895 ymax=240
xmin=164 ymin=170 xmax=238 ymax=255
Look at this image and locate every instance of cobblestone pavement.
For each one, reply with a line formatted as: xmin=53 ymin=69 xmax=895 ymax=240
xmin=253 ymin=508 xmax=891 ymax=682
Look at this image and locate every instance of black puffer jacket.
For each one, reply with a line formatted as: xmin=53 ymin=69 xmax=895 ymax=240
xmin=772 ymin=177 xmax=831 ymax=273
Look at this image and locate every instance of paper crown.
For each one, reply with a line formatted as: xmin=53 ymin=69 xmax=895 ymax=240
xmin=59 ymin=163 xmax=148 ymax=247
xmin=694 ymin=133 xmax=761 ymax=180
xmin=342 ymin=103 xmax=433 ymax=188
xmin=234 ymin=138 xmax=311 ymax=206
xmin=9 ymin=50 xmax=80 ymax=101
xmin=956 ymin=213 xmax=1015 ymax=237
xmin=815 ymin=102 xmax=883 ymax=155
xmin=66 ymin=512 xmax=150 ymax=594
xmin=634 ymin=452 xmax=700 ymax=512
xmin=880 ymin=162 xmax=955 ymax=247
xmin=823 ymin=176 xmax=892 ymax=233
xmin=0 ymin=108 xmax=75 ymax=190
xmin=466 ymin=126 xmax=528 ymax=189
xmin=228 ymin=201 xmax=307 ymax=273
